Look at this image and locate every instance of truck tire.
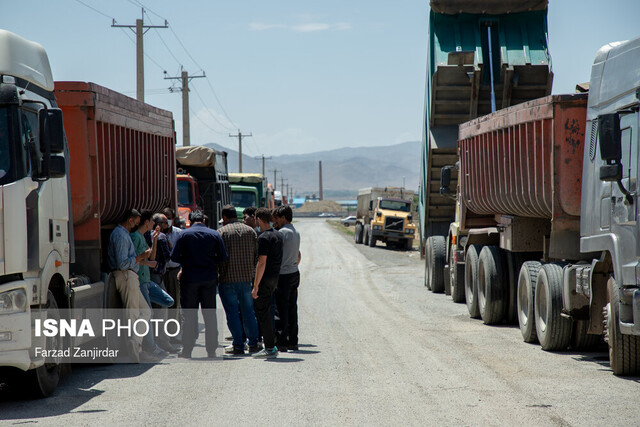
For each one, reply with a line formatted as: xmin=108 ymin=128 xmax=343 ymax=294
xmin=404 ymin=239 xmax=413 ymax=251
xmin=517 ymin=261 xmax=541 ymax=343
xmin=477 ymin=246 xmax=506 ymax=325
xmin=465 ymin=245 xmax=482 ymax=318
xmin=22 ymin=290 xmax=61 ymax=397
xmin=363 ymin=225 xmax=370 ymax=246
xmin=606 ymin=278 xmax=640 ymax=375
xmin=426 ymin=236 xmax=446 ymax=293
xmin=354 ymin=223 xmax=363 ymax=244
xmin=368 ymin=230 xmax=377 ymax=247
xmin=571 ymin=319 xmax=602 ymax=350
xmin=450 ymin=244 xmax=465 ymax=303
xmin=535 ymin=263 xmax=571 ymax=351
xmin=505 ymin=252 xmax=525 ymax=324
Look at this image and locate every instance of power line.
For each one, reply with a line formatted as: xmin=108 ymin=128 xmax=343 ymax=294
xmin=143 ymin=10 xmax=183 ymax=67
xmin=191 ymin=84 xmax=235 ymax=131
xmin=72 ymin=0 xmax=114 ymax=19
xmin=117 ymin=27 xmax=168 ymax=73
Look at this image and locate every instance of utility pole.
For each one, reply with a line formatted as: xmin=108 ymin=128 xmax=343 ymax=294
xmin=255 ymin=154 xmax=272 ymax=176
xmin=112 ymin=8 xmax=168 ymax=102
xmin=165 ymin=68 xmax=205 ymax=146
xmin=229 ymin=131 xmax=252 ymax=172
xmin=271 ymin=169 xmax=281 ymax=191
xmin=281 ymin=177 xmax=287 ymax=194
xmin=319 ymin=160 xmax=324 ymax=201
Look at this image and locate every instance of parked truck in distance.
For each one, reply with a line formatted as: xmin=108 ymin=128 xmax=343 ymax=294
xmin=228 ymin=173 xmax=272 ymax=220
xmin=432 ymin=37 xmax=640 ymax=376
xmin=0 ymin=30 xmax=177 ymax=396
xmin=354 ymin=187 xmax=416 ymax=250
xmin=176 ymin=145 xmax=230 ymax=228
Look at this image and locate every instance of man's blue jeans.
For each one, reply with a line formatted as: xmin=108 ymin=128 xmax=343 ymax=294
xmin=140 ymin=281 xmax=175 ymax=308
xmin=218 ymin=282 xmax=259 ymax=348
xmin=139 ymin=281 xmax=174 ymax=351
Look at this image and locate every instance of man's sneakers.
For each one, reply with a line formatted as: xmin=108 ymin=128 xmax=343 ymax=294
xmin=252 ymin=347 xmax=278 ymax=359
xmin=224 ymin=345 xmax=245 ymax=355
xmin=247 ymin=344 xmax=263 ymax=353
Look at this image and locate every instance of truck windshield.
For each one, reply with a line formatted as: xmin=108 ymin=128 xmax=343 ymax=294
xmin=177 ymin=180 xmax=194 ymax=206
xmin=379 ymin=200 xmax=410 ymax=212
xmin=231 ymin=191 xmax=257 ymax=208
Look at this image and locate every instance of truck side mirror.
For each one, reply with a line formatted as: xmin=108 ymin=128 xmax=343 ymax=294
xmin=369 ymin=200 xmax=373 ymax=211
xmin=440 ymin=166 xmax=452 ymax=194
xmin=598 ymin=113 xmax=623 ymax=182
xmin=38 ymin=108 xmax=65 ymax=154
xmin=48 ymin=155 xmax=66 ymax=178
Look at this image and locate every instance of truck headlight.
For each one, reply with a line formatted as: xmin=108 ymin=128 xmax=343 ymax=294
xmin=373 ymin=225 xmax=383 ymax=231
xmin=404 ymin=229 xmax=415 ymax=235
xmin=0 ymin=289 xmax=27 ymax=314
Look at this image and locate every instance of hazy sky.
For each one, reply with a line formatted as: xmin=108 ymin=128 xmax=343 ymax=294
xmin=3 ymin=1 xmax=640 ymax=156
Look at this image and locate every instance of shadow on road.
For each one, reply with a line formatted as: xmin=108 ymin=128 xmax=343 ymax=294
xmin=0 ymin=362 xmax=154 ymax=420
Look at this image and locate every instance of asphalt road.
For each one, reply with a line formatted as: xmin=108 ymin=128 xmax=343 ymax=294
xmin=1 ymin=218 xmax=639 ymax=426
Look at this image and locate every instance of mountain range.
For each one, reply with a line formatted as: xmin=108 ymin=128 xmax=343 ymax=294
xmin=205 ymin=140 xmax=421 ymax=198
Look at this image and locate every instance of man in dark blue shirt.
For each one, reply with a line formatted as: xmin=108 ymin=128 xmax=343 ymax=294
xmin=170 ymin=210 xmax=228 ymax=358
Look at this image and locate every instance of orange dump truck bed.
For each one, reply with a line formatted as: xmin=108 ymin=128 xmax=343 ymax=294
xmin=457 ymin=94 xmax=588 ymax=258
xmin=54 ymin=81 xmax=176 ymax=279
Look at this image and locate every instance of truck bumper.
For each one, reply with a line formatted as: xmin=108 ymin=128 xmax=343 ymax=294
xmin=0 ymin=281 xmax=36 ymax=371
xmin=620 ymin=287 xmax=640 ymax=336
xmin=371 ymin=231 xmax=414 ymax=241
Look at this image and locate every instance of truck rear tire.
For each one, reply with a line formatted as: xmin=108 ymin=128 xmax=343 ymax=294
xmin=606 ymin=278 xmax=640 ymax=375
xmin=535 ymin=263 xmax=571 ymax=351
xmin=354 ymin=223 xmax=363 ymax=244
xmin=363 ymin=225 xmax=370 ymax=246
xmin=23 ymin=290 xmax=61 ymax=397
xmin=426 ymin=236 xmax=446 ymax=293
xmin=517 ymin=261 xmax=541 ymax=343
xmin=450 ymin=244 xmax=465 ymax=303
xmin=465 ymin=245 xmax=482 ymax=318
xmin=571 ymin=319 xmax=602 ymax=350
xmin=478 ymin=246 xmax=506 ymax=325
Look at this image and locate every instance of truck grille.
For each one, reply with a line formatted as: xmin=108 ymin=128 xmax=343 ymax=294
xmin=384 ymin=217 xmax=404 ymax=232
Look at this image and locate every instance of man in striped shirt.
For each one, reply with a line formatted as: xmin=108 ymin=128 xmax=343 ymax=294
xmin=217 ymin=205 xmax=260 ymax=355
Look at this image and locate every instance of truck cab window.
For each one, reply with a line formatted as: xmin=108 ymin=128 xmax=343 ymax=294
xmin=20 ymin=109 xmax=37 ymax=176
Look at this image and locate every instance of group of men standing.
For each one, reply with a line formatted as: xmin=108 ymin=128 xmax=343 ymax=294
xmin=108 ymin=203 xmax=300 ymax=361
xmin=217 ymin=205 xmax=301 ymax=358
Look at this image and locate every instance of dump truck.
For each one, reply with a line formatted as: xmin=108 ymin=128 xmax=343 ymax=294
xmin=354 ymin=187 xmax=416 ymax=250
xmin=176 ymin=145 xmax=230 ymax=228
xmin=0 ymin=30 xmax=177 ymax=396
xmin=228 ymin=173 xmax=271 ymax=220
xmin=433 ymin=36 xmax=640 ymax=376
xmin=418 ymin=0 xmax=552 ymax=271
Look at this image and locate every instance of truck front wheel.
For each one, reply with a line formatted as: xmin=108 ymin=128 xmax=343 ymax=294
xmin=606 ymin=278 xmax=640 ymax=375
xmin=23 ymin=290 xmax=62 ymax=397
xmin=534 ymin=263 xmax=571 ymax=351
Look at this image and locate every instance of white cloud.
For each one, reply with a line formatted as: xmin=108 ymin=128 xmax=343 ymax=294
xmin=249 ymin=22 xmax=352 ymax=33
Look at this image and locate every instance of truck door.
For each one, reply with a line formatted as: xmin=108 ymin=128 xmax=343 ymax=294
xmin=610 ymin=111 xmax=638 ymax=227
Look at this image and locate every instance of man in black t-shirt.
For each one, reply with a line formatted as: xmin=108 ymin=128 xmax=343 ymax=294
xmin=251 ymin=208 xmax=283 ymax=358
